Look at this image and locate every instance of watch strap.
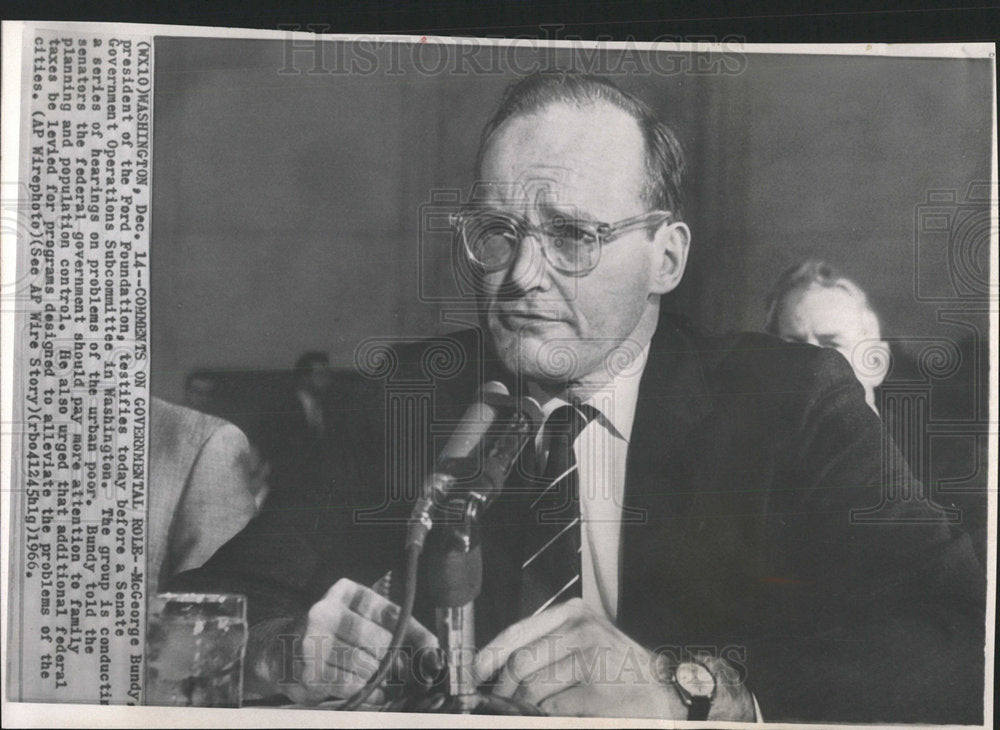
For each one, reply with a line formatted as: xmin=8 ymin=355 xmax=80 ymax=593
xmin=688 ymin=695 xmax=711 ymax=721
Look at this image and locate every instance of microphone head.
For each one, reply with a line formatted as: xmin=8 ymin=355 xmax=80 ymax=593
xmin=437 ymin=381 xmax=511 ymax=462
xmin=479 ymin=380 xmax=511 ymax=408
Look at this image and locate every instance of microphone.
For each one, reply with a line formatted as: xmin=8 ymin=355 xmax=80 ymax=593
xmin=435 ymin=380 xmax=512 ymax=464
xmin=407 ymin=382 xmax=541 ymax=550
xmin=431 ymin=381 xmax=542 ymax=520
xmin=470 ymin=389 xmax=542 ymax=509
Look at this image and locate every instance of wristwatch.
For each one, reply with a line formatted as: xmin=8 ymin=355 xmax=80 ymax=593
xmin=672 ymin=660 xmax=716 ymax=721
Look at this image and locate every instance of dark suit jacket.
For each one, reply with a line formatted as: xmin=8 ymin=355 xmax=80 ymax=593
xmin=172 ymin=315 xmax=985 ymax=723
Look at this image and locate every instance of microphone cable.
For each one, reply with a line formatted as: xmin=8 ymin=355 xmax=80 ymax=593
xmin=341 ymin=542 xmax=422 ymax=711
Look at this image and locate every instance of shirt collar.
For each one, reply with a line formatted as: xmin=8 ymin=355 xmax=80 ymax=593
xmin=297 ymin=388 xmax=317 ymax=410
xmin=528 ymin=341 xmax=650 ymax=444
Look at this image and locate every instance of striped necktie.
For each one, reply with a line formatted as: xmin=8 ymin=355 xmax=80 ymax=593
xmin=519 ymin=403 xmax=597 ymax=618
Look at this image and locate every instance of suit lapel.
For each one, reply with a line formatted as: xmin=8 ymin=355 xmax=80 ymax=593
xmin=618 ymin=315 xmax=717 ymax=639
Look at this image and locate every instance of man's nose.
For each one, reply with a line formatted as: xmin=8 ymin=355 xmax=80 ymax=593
xmin=504 ymin=233 xmax=549 ymax=293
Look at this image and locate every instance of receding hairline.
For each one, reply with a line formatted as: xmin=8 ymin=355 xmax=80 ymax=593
xmin=786 ymin=280 xmax=870 ymax=309
xmin=776 ymin=280 xmax=882 ymax=338
xmin=476 ymin=97 xmax=657 ymax=204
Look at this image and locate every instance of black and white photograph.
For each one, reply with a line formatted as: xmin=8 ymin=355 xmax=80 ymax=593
xmin=1 ymin=19 xmax=996 ymax=729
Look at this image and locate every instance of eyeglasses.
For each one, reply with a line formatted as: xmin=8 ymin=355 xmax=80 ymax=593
xmin=450 ymin=207 xmax=673 ymax=277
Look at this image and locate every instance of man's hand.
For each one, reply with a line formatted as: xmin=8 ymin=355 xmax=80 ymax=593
xmin=264 ymin=578 xmax=438 ymax=705
xmin=473 ymin=599 xmax=754 ymax=719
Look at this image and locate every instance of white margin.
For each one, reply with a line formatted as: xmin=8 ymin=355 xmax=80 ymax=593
xmin=0 ymin=18 xmax=996 ymax=730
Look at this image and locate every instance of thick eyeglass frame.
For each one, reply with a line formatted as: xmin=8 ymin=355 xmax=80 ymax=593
xmin=450 ymin=207 xmax=673 ymax=277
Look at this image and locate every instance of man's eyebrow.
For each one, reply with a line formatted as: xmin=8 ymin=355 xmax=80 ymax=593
xmin=536 ymin=198 xmax=599 ymax=222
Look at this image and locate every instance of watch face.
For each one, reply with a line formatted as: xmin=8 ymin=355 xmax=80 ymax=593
xmin=675 ymin=662 xmax=716 ymax=699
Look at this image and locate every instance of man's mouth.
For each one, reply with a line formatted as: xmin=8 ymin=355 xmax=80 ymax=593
xmin=496 ymin=310 xmax=564 ymax=326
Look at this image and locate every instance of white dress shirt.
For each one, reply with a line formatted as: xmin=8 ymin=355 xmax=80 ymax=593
xmin=530 ymin=344 xmax=648 ymax=622
xmin=296 ymin=388 xmax=325 ymax=436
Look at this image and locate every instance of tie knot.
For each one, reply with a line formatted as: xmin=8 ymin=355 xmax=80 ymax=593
xmin=544 ymin=402 xmax=599 ymax=441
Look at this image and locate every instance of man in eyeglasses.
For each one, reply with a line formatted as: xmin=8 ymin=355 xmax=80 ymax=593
xmin=462 ymin=83 xmax=689 ymax=398
xmin=172 ymin=73 xmax=984 ymax=722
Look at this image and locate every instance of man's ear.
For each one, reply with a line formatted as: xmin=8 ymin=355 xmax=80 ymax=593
xmin=649 ymin=221 xmax=690 ymax=295
xmin=856 ymin=310 xmax=890 ymax=389
xmin=861 ymin=339 xmax=891 ymax=389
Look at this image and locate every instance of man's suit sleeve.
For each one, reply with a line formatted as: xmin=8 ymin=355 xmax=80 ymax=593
xmin=163 ymin=422 xmax=261 ymax=579
xmin=748 ymin=348 xmax=985 ymax=724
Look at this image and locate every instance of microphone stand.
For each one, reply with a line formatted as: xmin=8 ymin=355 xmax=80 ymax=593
xmin=391 ymin=405 xmax=544 ymax=716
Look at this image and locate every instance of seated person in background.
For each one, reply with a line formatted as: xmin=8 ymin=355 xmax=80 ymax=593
xmin=764 ymin=259 xmax=890 ymax=413
xmin=259 ymin=351 xmax=336 ymax=497
xmin=292 ymin=350 xmax=335 ymax=440
xmin=149 ymin=397 xmax=265 ymax=593
xmin=765 ymin=260 xmax=988 ymax=566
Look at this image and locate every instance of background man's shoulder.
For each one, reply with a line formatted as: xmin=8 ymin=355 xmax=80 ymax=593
xmin=698 ymin=329 xmax=861 ymax=391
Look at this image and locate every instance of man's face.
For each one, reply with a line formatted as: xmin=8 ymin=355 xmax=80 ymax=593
xmin=775 ymin=284 xmax=885 ymax=390
xmin=477 ymin=102 xmax=664 ymax=386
